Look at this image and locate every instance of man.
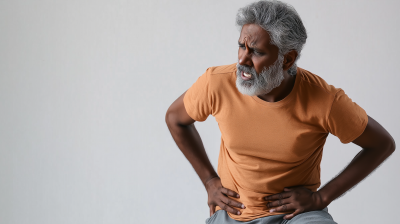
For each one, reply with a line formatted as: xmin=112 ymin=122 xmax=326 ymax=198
xmin=165 ymin=1 xmax=395 ymax=223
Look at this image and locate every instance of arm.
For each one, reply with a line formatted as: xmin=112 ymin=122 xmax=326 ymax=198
xmin=318 ymin=115 xmax=395 ymax=205
xmin=265 ymin=115 xmax=395 ymax=219
xmin=165 ymin=91 xmax=245 ymax=216
xmin=165 ymin=91 xmax=218 ymax=187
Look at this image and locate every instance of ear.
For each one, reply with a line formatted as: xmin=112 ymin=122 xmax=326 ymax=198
xmin=282 ymin=50 xmax=298 ymax=71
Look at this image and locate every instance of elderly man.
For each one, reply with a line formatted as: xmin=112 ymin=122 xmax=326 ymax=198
xmin=165 ymin=1 xmax=395 ymax=223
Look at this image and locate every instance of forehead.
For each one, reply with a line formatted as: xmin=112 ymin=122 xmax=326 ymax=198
xmin=238 ymin=24 xmax=271 ymax=48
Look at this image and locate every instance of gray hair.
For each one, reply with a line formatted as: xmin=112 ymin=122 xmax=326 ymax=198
xmin=236 ymin=0 xmax=307 ymax=75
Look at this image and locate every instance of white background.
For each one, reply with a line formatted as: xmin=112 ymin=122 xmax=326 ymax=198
xmin=0 ymin=0 xmax=399 ymax=223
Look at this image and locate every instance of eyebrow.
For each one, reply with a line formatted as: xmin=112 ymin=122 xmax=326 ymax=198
xmin=238 ymin=41 xmax=263 ymax=52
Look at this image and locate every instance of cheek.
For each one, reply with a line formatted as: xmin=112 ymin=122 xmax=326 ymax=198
xmin=253 ymin=56 xmax=270 ymax=74
xmin=252 ymin=59 xmax=264 ymax=74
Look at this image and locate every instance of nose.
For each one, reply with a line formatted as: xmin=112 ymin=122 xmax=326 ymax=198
xmin=238 ymin=41 xmax=252 ymax=67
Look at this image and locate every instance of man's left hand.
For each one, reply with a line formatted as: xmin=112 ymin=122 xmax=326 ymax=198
xmin=264 ymin=186 xmax=327 ymax=220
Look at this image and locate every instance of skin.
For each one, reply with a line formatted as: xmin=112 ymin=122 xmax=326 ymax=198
xmin=238 ymin=23 xmax=297 ymax=102
xmin=165 ymin=23 xmax=396 ymax=220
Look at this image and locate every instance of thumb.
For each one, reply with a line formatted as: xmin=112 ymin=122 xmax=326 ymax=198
xmin=209 ymin=204 xmax=216 ymax=217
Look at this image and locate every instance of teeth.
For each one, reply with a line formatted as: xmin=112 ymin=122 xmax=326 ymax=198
xmin=243 ymin=72 xmax=251 ymax=78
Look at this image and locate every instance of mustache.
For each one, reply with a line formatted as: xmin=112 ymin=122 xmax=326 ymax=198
xmin=236 ymin=63 xmax=258 ymax=76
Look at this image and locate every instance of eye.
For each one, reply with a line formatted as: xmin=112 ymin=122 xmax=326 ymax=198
xmin=253 ymin=50 xmax=264 ymax=56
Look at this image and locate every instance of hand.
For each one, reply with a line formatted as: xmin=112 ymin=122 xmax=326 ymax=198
xmin=205 ymin=176 xmax=246 ymax=217
xmin=264 ymin=186 xmax=327 ymax=220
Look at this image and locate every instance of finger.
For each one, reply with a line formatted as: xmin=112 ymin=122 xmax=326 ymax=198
xmin=209 ymin=204 xmax=216 ymax=217
xmin=269 ymin=203 xmax=295 ymax=213
xmin=220 ymin=193 xmax=246 ymax=209
xmin=264 ymin=192 xmax=291 ymax=201
xmin=218 ymin=200 xmax=241 ymax=215
xmin=221 ymin=187 xmax=240 ymax=198
xmin=266 ymin=198 xmax=291 ymax=208
xmin=283 ymin=209 xmax=302 ymax=220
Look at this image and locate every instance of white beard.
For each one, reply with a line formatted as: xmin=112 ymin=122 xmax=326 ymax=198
xmin=236 ymin=54 xmax=285 ymax=96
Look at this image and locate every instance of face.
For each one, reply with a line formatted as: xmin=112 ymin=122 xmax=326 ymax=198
xmin=236 ymin=24 xmax=285 ymax=96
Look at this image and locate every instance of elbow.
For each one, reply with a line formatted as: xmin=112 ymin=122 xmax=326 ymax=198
xmin=382 ymin=134 xmax=396 ymax=157
xmin=165 ymin=109 xmax=172 ymax=126
xmin=388 ymin=136 xmax=396 ymax=154
xmin=165 ymin=107 xmax=178 ymax=128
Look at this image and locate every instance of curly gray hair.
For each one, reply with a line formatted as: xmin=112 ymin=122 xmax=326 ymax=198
xmin=236 ymin=0 xmax=307 ymax=75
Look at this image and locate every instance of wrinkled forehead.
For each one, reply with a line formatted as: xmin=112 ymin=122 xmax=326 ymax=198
xmin=238 ymin=24 xmax=271 ymax=48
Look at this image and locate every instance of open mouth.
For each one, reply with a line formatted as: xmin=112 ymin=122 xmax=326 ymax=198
xmin=241 ymin=71 xmax=253 ymax=81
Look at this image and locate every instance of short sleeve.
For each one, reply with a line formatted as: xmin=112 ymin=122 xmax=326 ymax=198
xmin=327 ymin=89 xmax=368 ymax=144
xmin=183 ymin=69 xmax=213 ymax=122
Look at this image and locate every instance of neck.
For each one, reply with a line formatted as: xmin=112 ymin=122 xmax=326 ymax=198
xmin=257 ymin=71 xmax=296 ymax=102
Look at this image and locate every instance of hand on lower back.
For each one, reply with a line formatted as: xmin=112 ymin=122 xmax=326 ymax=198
xmin=205 ymin=176 xmax=246 ymax=217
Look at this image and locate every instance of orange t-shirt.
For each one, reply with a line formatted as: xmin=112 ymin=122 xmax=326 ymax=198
xmin=183 ymin=63 xmax=368 ymax=221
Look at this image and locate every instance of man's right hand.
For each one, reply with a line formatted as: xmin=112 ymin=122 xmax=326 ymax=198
xmin=165 ymin=93 xmax=245 ymax=217
xmin=205 ymin=176 xmax=246 ymax=217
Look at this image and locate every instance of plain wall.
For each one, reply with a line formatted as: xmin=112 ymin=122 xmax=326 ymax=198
xmin=0 ymin=0 xmax=399 ymax=223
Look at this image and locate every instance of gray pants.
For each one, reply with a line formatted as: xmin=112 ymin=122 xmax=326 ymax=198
xmin=205 ymin=207 xmax=337 ymax=224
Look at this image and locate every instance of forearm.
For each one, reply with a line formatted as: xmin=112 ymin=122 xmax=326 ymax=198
xmin=166 ymin=119 xmax=218 ymax=187
xmin=318 ymin=144 xmax=395 ymax=206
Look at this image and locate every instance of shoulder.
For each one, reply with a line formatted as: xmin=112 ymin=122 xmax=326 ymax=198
xmin=187 ymin=63 xmax=236 ymax=89
xmin=204 ymin=63 xmax=237 ymax=83
xmin=187 ymin=63 xmax=237 ymax=96
xmin=203 ymin=63 xmax=237 ymax=93
xmin=207 ymin=63 xmax=237 ymax=75
xmin=297 ymin=67 xmax=342 ymax=97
